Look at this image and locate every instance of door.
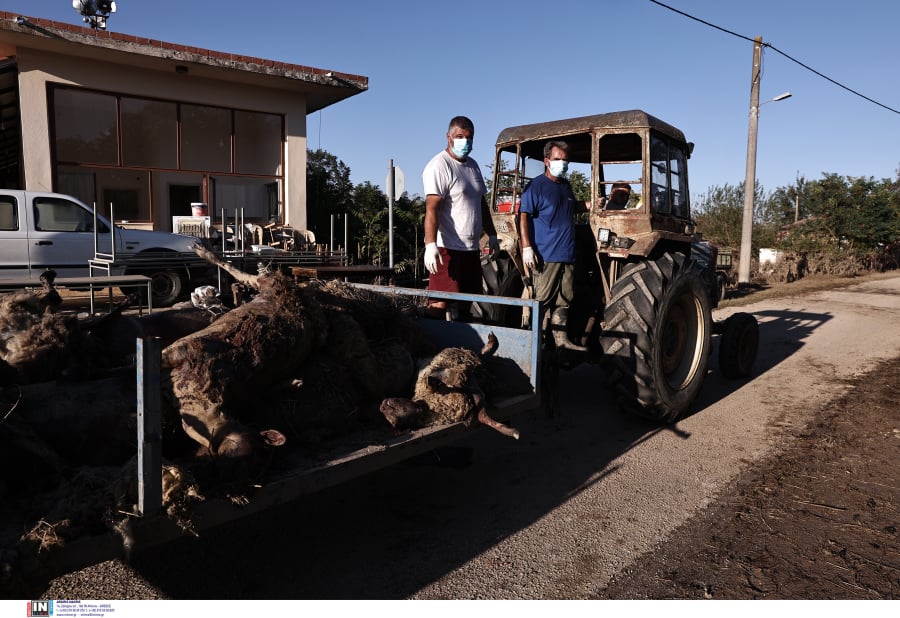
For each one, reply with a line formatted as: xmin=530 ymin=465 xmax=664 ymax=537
xmin=169 ymin=184 xmax=202 ymax=218
xmin=0 ymin=193 xmax=29 ymax=277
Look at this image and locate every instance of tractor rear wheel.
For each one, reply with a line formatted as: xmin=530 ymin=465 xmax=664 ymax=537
xmin=601 ymin=252 xmax=712 ymax=422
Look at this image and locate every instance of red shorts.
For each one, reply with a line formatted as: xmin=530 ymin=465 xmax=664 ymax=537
xmin=428 ymin=247 xmax=482 ymax=294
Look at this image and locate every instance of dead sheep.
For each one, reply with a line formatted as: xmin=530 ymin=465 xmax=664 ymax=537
xmin=378 ymin=333 xmax=520 ymax=440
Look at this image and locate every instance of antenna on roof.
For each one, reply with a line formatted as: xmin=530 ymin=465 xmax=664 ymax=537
xmin=72 ymin=1 xmax=117 ymax=31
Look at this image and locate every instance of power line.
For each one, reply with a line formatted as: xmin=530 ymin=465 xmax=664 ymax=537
xmin=649 ymin=0 xmax=900 ymax=116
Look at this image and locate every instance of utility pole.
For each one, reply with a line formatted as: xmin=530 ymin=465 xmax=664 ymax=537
xmin=738 ymin=36 xmax=763 ymax=287
xmin=387 ymin=160 xmax=395 ymax=268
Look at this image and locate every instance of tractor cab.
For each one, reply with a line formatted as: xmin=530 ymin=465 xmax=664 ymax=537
xmin=486 ymin=110 xmax=699 ymax=307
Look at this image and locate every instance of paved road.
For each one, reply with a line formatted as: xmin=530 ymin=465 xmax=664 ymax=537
xmin=43 ymin=274 xmax=900 ymax=599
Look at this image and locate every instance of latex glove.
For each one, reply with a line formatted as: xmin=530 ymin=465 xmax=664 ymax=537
xmin=424 ymin=242 xmax=442 ymax=275
xmin=522 ymin=246 xmax=536 ymax=270
xmin=487 ymin=235 xmax=501 ymax=255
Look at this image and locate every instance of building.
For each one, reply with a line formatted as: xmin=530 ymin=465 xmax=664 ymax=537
xmin=0 ymin=11 xmax=367 ymax=235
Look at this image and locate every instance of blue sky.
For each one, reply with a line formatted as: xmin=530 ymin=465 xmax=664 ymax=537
xmin=6 ymin=1 xmax=900 ymax=201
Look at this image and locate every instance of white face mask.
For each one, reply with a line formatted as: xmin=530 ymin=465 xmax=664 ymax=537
xmin=451 ymin=138 xmax=472 ymax=158
xmin=548 ymin=159 xmax=568 ymax=178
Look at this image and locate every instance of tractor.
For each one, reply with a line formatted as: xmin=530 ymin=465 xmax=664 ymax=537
xmin=478 ymin=110 xmax=758 ymax=422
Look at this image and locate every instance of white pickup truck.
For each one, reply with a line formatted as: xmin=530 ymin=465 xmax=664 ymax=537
xmin=0 ymin=190 xmax=209 ymax=306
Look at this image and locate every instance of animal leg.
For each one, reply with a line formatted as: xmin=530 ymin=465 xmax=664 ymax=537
xmin=473 ymin=393 xmax=519 ymax=440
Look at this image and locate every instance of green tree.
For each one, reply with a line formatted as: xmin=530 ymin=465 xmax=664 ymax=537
xmin=788 ymin=173 xmax=900 ymax=254
xmin=390 ymin=193 xmax=427 ymax=282
xmin=568 ymin=170 xmax=590 ymax=201
xmin=350 ymin=181 xmax=388 ymax=264
xmin=692 ymin=181 xmax=772 ymax=250
xmin=307 ymin=148 xmax=353 ymax=242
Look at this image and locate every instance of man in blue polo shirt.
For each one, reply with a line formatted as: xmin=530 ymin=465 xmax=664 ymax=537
xmin=519 ymin=140 xmax=589 ymax=352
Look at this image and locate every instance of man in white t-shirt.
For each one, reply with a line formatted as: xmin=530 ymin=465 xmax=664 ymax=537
xmin=422 ymin=115 xmax=499 ymax=319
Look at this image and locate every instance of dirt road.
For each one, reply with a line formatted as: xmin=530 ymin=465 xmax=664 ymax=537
xmin=40 ymin=273 xmax=900 ymax=599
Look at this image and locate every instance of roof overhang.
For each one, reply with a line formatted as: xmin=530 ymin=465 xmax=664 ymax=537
xmin=0 ymin=11 xmax=367 ymax=114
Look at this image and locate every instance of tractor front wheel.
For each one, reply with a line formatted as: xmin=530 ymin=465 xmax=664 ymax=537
xmin=601 ymin=252 xmax=713 ymax=422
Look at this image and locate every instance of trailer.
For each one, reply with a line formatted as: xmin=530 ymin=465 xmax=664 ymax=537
xmin=0 ymin=285 xmax=543 ymax=592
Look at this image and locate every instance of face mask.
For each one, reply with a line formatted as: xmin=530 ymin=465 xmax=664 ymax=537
xmin=548 ymin=159 xmax=568 ymax=178
xmin=451 ymin=138 xmax=472 ymax=158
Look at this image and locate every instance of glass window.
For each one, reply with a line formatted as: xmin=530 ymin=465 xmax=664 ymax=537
xmin=97 ymin=169 xmax=151 ymax=221
xmin=211 ymin=176 xmax=281 ymax=223
xmin=669 ymin=146 xmax=689 ymax=219
xmin=650 ymin=136 xmax=671 ymax=214
xmin=0 ymin=196 xmax=17 ymax=230
xmin=53 ymin=89 xmax=118 ymax=165
xmin=235 ymin=111 xmax=282 ymax=175
xmin=182 ymin=104 xmax=231 ymax=172
xmin=492 ymin=150 xmax=524 ymax=213
xmin=33 ymin=196 xmax=100 ymax=232
xmin=122 ymin=98 xmax=177 ymax=168
xmin=599 ymin=133 xmax=643 ymax=210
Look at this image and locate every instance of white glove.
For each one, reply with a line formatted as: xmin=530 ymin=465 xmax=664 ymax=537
xmin=488 ymin=235 xmax=501 ymax=254
xmin=522 ymin=246 xmax=536 ymax=270
xmin=424 ymin=242 xmax=442 ymax=275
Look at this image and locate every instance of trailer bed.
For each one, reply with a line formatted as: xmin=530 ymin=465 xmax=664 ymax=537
xmin=1 ymin=285 xmax=542 ymax=590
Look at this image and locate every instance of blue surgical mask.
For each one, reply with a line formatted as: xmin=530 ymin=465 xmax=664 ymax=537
xmin=451 ymin=138 xmax=473 ymax=158
xmin=548 ymin=160 xmax=568 ymax=178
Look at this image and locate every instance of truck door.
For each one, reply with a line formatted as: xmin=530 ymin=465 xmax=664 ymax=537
xmin=0 ymin=194 xmax=30 ymax=278
xmin=27 ymin=195 xmax=111 ymax=278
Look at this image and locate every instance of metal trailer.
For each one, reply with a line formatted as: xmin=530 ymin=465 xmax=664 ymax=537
xmin=20 ymin=286 xmax=543 ymax=584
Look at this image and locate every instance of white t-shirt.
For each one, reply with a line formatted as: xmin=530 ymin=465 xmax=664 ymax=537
xmin=422 ymin=149 xmax=487 ymax=251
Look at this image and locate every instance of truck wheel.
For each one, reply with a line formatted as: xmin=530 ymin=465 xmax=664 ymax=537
xmin=718 ymin=312 xmax=758 ymax=379
xmin=150 ymin=269 xmax=185 ymax=307
xmin=125 ymin=269 xmax=185 ymax=307
xmin=601 ymin=252 xmax=712 ymax=422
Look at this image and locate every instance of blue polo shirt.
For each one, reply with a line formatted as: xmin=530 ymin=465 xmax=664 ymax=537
xmin=519 ymin=173 xmax=577 ymax=263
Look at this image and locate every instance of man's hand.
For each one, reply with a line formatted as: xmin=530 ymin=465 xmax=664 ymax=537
xmin=424 ymin=242 xmax=442 ymax=275
xmin=522 ymin=246 xmax=536 ymax=270
xmin=488 ymin=235 xmax=501 ymax=256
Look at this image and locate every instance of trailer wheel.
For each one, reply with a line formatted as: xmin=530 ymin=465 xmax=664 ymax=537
xmin=716 ymin=273 xmax=727 ymax=302
xmin=601 ymin=252 xmax=712 ymax=422
xmin=718 ymin=312 xmax=758 ymax=379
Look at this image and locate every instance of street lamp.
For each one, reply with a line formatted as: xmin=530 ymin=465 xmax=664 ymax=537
xmin=738 ymin=36 xmax=792 ymax=286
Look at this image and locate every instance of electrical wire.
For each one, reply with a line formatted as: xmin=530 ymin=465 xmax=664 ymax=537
xmin=649 ymin=0 xmax=900 ymax=116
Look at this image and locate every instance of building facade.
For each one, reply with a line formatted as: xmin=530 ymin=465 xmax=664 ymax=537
xmin=0 ymin=12 xmax=367 ymax=234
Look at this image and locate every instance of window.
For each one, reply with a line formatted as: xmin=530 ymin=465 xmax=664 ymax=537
xmin=650 ymin=135 xmax=690 ymax=218
xmin=650 ymin=136 xmax=671 ymax=214
xmin=53 ymin=89 xmax=118 ymax=165
xmin=235 ymin=111 xmax=282 ymax=175
xmin=50 ymin=86 xmax=285 ymax=226
xmin=599 ymin=133 xmax=643 ymax=209
xmin=33 ymin=196 xmax=105 ymax=232
xmin=122 ymin=97 xmax=177 ymax=168
xmin=211 ymin=176 xmax=281 ymax=222
xmin=0 ymin=196 xmax=17 ymax=230
xmin=182 ymin=104 xmax=231 ymax=172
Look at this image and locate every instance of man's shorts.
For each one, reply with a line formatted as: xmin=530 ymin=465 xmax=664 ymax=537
xmin=428 ymin=247 xmax=482 ymax=294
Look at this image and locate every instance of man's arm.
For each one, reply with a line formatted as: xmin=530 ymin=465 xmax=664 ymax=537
xmin=518 ymin=211 xmax=532 ymax=248
xmin=481 ymin=196 xmax=497 ymax=237
xmin=424 ymin=194 xmax=442 ymax=245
